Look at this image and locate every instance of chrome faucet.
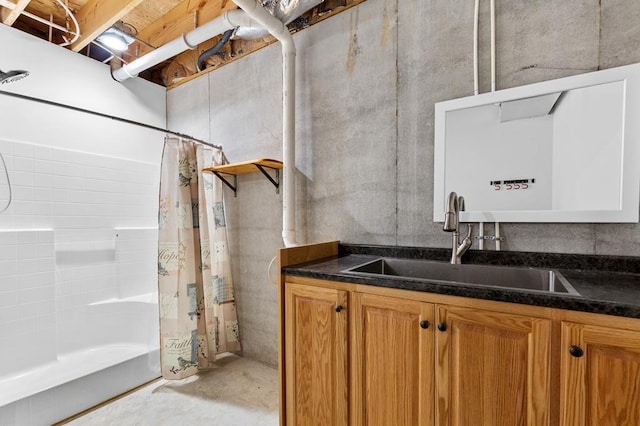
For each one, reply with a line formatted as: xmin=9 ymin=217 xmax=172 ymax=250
xmin=443 ymin=191 xmax=473 ymax=264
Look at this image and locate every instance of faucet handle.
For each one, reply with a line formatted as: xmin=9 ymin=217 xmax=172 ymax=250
xmin=464 ymin=223 xmax=473 ymax=239
xmin=456 ymin=223 xmax=474 ymax=258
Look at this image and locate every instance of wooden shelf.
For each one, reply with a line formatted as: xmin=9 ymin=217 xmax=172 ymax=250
xmin=203 ymin=158 xmax=283 ymax=175
xmin=203 ymin=158 xmax=283 ymax=196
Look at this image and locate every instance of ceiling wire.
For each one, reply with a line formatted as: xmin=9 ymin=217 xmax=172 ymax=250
xmin=56 ymin=0 xmax=80 ymax=46
xmin=0 ymin=0 xmax=77 ymax=37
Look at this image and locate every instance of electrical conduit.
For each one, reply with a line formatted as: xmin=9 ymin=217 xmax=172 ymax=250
xmin=473 ymin=0 xmax=479 ymax=95
xmin=474 ymin=0 xmax=499 ymax=250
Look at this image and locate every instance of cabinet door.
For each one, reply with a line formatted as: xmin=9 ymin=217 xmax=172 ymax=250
xmin=284 ymin=283 xmax=348 ymax=426
xmin=435 ymin=305 xmax=551 ymax=426
xmin=561 ymin=321 xmax=640 ymax=426
xmin=352 ymin=292 xmax=434 ymax=426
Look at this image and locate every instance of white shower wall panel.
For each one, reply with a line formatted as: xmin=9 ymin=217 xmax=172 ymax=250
xmin=0 ymin=139 xmax=159 ymax=230
xmin=0 ymin=139 xmax=161 ymax=423
xmin=0 ymin=23 xmax=164 ymax=423
xmin=0 ymin=229 xmax=55 ymax=378
xmin=115 ymin=227 xmax=158 ymax=299
xmin=0 ymin=25 xmax=165 ymax=164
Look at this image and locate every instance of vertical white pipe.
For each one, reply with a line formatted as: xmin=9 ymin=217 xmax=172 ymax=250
xmin=233 ymin=0 xmax=298 ymax=247
xmin=282 ymin=45 xmax=297 ymax=247
xmin=473 ymin=0 xmax=480 ymax=95
xmin=474 ymin=0 xmax=482 ymax=250
xmin=490 ymin=0 xmax=496 ymax=92
xmin=495 ymin=221 xmax=500 ymax=250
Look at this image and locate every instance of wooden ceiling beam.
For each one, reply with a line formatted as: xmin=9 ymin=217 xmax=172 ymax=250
xmin=135 ymin=0 xmax=237 ymax=57
xmin=70 ymin=0 xmax=145 ymax=52
xmin=1 ymin=0 xmax=32 ymax=26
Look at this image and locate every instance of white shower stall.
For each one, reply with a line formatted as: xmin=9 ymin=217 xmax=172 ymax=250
xmin=0 ymin=24 xmax=166 ymax=425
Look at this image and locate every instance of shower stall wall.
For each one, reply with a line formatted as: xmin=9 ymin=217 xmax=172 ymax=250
xmin=0 ymin=139 xmax=161 ymax=425
xmin=0 ymin=21 xmax=166 ymax=424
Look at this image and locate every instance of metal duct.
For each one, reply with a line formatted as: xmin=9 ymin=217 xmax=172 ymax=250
xmin=234 ymin=26 xmax=270 ymax=40
xmin=235 ymin=0 xmax=324 ymax=39
xmin=269 ymin=0 xmax=324 ymax=23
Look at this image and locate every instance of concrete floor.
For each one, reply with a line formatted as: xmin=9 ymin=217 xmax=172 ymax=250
xmin=64 ymin=354 xmax=279 ymax=425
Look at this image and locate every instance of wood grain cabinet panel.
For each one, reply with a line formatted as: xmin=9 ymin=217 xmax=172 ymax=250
xmin=435 ymin=305 xmax=552 ymax=426
xmin=281 ymin=271 xmax=640 ymax=426
xmin=351 ymin=292 xmax=434 ymax=426
xmin=561 ymin=321 xmax=640 ymax=426
xmin=284 ymin=283 xmax=348 ymax=426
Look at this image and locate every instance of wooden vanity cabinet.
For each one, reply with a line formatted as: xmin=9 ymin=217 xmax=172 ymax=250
xmin=351 ymin=292 xmax=435 ymax=426
xmin=278 ymin=243 xmax=640 ymax=426
xmin=560 ymin=321 xmax=640 ymax=426
xmin=282 ymin=277 xmax=553 ymax=426
xmin=284 ymin=282 xmax=348 ymax=425
xmin=435 ymin=305 xmax=552 ymax=426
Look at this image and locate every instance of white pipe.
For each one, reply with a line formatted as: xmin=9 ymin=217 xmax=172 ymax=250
xmin=232 ymin=0 xmax=293 ymax=45
xmin=281 ymin=48 xmax=297 ymax=247
xmin=473 ymin=0 xmax=479 ymax=95
xmin=112 ymin=10 xmax=255 ymax=82
xmin=111 ymin=0 xmax=300 ymax=247
xmin=233 ymin=0 xmax=299 ymax=248
xmin=490 ymin=0 xmax=496 ymax=92
xmin=478 ymin=222 xmax=484 ymax=250
xmin=55 ymin=0 xmax=80 ymax=47
xmin=495 ymin=221 xmax=500 ymax=250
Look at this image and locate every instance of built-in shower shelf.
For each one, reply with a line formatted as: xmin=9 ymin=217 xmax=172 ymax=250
xmin=203 ymin=158 xmax=283 ymax=197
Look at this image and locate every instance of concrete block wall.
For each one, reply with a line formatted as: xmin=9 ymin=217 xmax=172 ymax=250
xmin=167 ymin=0 xmax=640 ymax=367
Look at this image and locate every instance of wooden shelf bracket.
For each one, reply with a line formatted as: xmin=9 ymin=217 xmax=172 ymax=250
xmin=254 ymin=163 xmax=281 ymax=193
xmin=211 ymin=171 xmax=239 ymax=196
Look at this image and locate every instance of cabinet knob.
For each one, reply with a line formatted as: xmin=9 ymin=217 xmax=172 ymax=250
xmin=437 ymin=322 xmax=448 ymax=332
xmin=569 ymin=345 xmax=584 ymax=358
xmin=334 ymin=305 xmax=343 ymax=313
xmin=420 ymin=320 xmax=430 ymax=329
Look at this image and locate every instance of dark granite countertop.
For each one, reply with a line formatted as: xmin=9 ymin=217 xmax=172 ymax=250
xmin=282 ymin=244 xmax=640 ymax=319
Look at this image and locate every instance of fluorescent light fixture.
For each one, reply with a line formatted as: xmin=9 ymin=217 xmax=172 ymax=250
xmin=96 ymin=27 xmax=135 ymax=52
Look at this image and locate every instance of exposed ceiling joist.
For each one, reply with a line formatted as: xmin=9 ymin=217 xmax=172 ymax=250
xmin=162 ymin=0 xmax=363 ymax=87
xmin=70 ymin=0 xmax=145 ymax=52
xmin=8 ymin=0 xmax=367 ymax=86
xmin=1 ymin=0 xmax=32 ymax=26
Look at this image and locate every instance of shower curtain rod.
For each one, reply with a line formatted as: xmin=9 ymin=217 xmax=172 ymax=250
xmin=0 ymin=89 xmax=222 ymax=150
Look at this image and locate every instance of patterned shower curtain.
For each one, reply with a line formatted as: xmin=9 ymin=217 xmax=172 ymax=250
xmin=157 ymin=137 xmax=240 ymax=380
